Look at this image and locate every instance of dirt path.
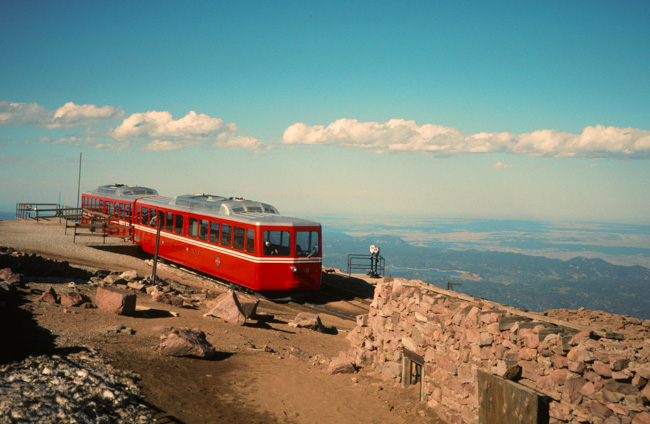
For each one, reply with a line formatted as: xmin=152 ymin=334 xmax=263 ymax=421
xmin=1 ymin=219 xmax=442 ymax=423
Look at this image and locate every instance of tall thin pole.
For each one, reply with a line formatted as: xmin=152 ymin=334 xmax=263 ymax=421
xmin=76 ymin=152 xmax=82 ymax=208
xmin=152 ymin=213 xmax=162 ymax=283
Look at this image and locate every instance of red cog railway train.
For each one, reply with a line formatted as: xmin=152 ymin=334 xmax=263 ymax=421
xmin=81 ymin=184 xmax=322 ymax=292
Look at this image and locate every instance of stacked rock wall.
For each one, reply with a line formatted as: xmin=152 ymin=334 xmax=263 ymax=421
xmin=345 ymin=278 xmax=650 ymax=423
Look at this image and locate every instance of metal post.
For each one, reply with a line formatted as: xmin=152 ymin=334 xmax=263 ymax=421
xmin=76 ymin=152 xmax=82 ymax=209
xmin=151 ymin=212 xmax=162 ymax=283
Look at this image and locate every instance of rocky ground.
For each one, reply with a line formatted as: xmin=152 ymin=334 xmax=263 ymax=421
xmin=0 ymin=219 xmax=442 ymax=423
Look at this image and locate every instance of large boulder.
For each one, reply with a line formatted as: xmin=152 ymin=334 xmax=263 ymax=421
xmin=159 ymin=327 xmax=216 ymax=358
xmin=95 ymin=286 xmax=136 ymax=315
xmin=204 ymin=291 xmax=259 ymax=326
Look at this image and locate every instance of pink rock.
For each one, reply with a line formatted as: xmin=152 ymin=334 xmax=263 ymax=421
xmin=551 ymin=368 xmax=569 ymax=386
xmin=563 ymin=375 xmax=586 ymax=404
xmin=159 ymin=327 xmax=216 ymax=358
xmin=458 ymin=363 xmax=474 ymax=384
xmin=290 ymin=312 xmax=326 ymax=332
xmin=551 ymin=354 xmax=569 ymax=369
xmin=204 ymin=292 xmax=246 ymax=325
xmin=204 ymin=291 xmax=259 ymax=326
xmin=568 ymin=360 xmax=586 ymax=373
xmin=519 ymin=360 xmax=540 ymax=381
xmin=592 ymin=361 xmax=613 ymax=378
xmin=60 ymin=291 xmax=90 ymax=307
xmin=518 ymin=328 xmax=540 ymax=349
xmin=39 ymin=287 xmax=58 ymax=304
xmin=567 ymin=345 xmax=594 ymax=362
xmin=381 ymin=361 xmax=402 ymax=380
xmin=478 ymin=332 xmax=493 ymax=346
xmin=580 ymin=381 xmax=595 ymax=397
xmin=0 ymin=267 xmax=21 ymax=284
xmin=610 ymin=356 xmax=630 ymax=371
xmin=95 ymin=286 xmax=136 ymax=315
xmin=152 ymin=291 xmax=170 ymax=304
xmin=518 ymin=347 xmax=538 ymax=361
xmin=640 ymin=383 xmax=650 ymax=404
xmin=328 ymin=357 xmax=356 ymax=374
xmin=632 ymin=411 xmax=650 ymax=424
xmin=570 ymin=330 xmax=594 ymax=346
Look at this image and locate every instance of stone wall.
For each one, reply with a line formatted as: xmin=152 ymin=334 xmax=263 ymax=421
xmin=344 ymin=277 xmax=650 ymax=423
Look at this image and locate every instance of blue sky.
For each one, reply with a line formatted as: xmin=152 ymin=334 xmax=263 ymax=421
xmin=1 ymin=1 xmax=648 ymax=222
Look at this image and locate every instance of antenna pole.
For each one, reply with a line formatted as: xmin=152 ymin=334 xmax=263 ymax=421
xmin=76 ymin=152 xmax=82 ymax=208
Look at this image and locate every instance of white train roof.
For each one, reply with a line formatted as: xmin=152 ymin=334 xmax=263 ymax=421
xmin=140 ymin=194 xmax=319 ymax=227
xmin=91 ymin=184 xmax=159 ymax=197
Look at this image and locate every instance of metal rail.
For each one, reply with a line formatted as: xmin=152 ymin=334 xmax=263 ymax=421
xmin=347 ymin=253 xmax=385 ymax=278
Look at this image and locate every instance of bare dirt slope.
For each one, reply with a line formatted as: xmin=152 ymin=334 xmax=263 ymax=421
xmin=0 ymin=219 xmax=441 ymax=423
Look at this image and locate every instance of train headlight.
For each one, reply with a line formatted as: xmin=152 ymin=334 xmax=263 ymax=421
xmin=291 ymin=266 xmax=298 ymax=273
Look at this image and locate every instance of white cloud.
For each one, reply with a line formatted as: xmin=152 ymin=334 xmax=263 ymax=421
xmin=281 ymin=120 xmax=650 ymax=159
xmin=112 ymin=110 xmax=263 ymax=151
xmin=0 ymin=101 xmax=124 ymax=128
xmin=139 ymin=140 xmax=185 ymax=152
xmin=492 ymin=161 xmax=513 ymax=170
xmin=0 ymin=101 xmax=51 ymax=127
xmin=51 ymin=102 xmax=125 ymax=128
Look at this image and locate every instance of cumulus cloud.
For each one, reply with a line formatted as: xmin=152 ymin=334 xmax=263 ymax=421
xmin=112 ymin=110 xmax=263 ymax=151
xmin=0 ymin=101 xmax=124 ymax=128
xmin=281 ymin=119 xmax=650 ymax=159
xmin=0 ymin=102 xmax=51 ymax=127
xmin=51 ymin=102 xmax=125 ymax=127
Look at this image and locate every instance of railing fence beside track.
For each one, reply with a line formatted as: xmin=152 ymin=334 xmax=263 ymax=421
xmin=15 ymin=203 xmax=84 ymax=223
xmin=347 ymin=253 xmax=385 ymax=278
xmin=15 ymin=203 xmax=133 ymax=244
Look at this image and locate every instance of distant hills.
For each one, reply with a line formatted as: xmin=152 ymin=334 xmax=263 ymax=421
xmin=323 ymin=231 xmax=650 ymax=320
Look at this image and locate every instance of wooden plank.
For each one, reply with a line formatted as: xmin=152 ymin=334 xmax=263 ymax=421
xmin=478 ymin=370 xmax=548 ymax=424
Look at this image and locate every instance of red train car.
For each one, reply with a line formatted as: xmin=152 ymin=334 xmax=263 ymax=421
xmin=81 ymin=184 xmax=322 ymax=292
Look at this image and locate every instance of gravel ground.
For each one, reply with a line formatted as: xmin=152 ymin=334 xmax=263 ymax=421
xmin=0 ymin=349 xmax=156 ymax=423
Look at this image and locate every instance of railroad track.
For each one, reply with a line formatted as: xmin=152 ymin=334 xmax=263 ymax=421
xmin=152 ymin=260 xmax=374 ymax=321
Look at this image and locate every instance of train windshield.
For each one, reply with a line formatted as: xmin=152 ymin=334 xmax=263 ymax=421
xmin=263 ymin=230 xmax=290 ymax=256
xmin=296 ymin=231 xmax=319 ymax=257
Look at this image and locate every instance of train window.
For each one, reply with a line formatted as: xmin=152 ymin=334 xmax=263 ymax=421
xmin=174 ymin=214 xmax=183 ymax=235
xmin=149 ymin=209 xmax=158 ymax=227
xmin=246 ymin=229 xmax=255 ymax=254
xmin=263 ymin=231 xmax=290 ymax=256
xmin=142 ymin=208 xmax=149 ymax=225
xmin=233 ymin=227 xmax=245 ymax=251
xmin=221 ymin=224 xmax=232 ymax=247
xmin=166 ymin=212 xmax=173 ymax=232
xmin=209 ymin=222 xmax=220 ymax=244
xmin=296 ymin=231 xmax=319 ymax=257
xmin=125 ymin=205 xmax=131 ymax=221
xmin=99 ymin=200 xmax=103 ymax=214
xmin=198 ymin=220 xmax=208 ymax=241
xmin=188 ymin=217 xmax=198 ymax=238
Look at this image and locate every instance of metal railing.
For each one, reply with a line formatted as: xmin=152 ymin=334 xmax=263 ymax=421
xmin=347 ymin=253 xmax=385 ymax=278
